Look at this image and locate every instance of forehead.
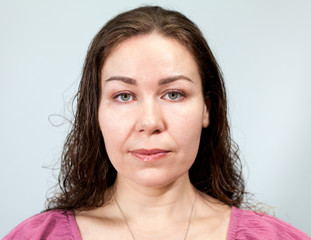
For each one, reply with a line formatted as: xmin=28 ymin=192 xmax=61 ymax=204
xmin=101 ymin=33 xmax=200 ymax=83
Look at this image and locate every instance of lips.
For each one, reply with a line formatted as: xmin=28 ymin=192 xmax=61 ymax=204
xmin=130 ymin=149 xmax=170 ymax=162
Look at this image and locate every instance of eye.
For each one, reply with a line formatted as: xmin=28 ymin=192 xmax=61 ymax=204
xmin=162 ymin=91 xmax=185 ymax=101
xmin=113 ymin=92 xmax=134 ymax=102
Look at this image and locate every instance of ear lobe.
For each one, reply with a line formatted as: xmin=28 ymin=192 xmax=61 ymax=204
xmin=202 ymin=97 xmax=210 ymax=128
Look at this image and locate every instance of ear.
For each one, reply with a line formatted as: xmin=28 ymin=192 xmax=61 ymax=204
xmin=202 ymin=97 xmax=210 ymax=128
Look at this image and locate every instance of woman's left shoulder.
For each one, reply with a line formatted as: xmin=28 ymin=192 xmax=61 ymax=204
xmin=227 ymin=206 xmax=310 ymax=240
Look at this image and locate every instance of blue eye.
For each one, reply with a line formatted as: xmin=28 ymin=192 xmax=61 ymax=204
xmin=163 ymin=91 xmax=185 ymax=101
xmin=114 ymin=93 xmax=133 ymax=102
xmin=168 ymin=92 xmax=179 ymax=100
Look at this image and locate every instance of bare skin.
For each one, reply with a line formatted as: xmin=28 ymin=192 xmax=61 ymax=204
xmin=75 ymin=174 xmax=231 ymax=240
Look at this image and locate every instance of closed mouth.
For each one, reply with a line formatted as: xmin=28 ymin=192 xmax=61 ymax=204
xmin=130 ymin=149 xmax=171 ymax=161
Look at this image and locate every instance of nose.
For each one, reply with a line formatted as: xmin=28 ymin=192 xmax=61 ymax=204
xmin=135 ymin=99 xmax=165 ymax=135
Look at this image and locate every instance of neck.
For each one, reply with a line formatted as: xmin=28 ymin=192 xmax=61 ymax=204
xmin=112 ymin=173 xmax=197 ymax=224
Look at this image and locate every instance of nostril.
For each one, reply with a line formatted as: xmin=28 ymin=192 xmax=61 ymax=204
xmin=135 ymin=105 xmax=165 ymax=134
xmin=152 ymin=129 xmax=161 ymax=134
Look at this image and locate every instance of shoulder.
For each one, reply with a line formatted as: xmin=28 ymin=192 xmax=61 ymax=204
xmin=227 ymin=207 xmax=310 ymax=240
xmin=3 ymin=210 xmax=81 ymax=240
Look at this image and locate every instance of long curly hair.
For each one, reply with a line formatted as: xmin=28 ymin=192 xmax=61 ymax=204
xmin=47 ymin=6 xmax=245 ymax=211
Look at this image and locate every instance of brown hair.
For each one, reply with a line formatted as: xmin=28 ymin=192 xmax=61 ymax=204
xmin=47 ymin=6 xmax=245 ymax=211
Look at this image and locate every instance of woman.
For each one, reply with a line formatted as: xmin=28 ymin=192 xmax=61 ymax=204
xmin=4 ymin=6 xmax=310 ymax=240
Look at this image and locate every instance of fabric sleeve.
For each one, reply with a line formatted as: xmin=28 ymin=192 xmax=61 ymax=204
xmin=3 ymin=210 xmax=81 ymax=240
xmin=228 ymin=207 xmax=311 ymax=240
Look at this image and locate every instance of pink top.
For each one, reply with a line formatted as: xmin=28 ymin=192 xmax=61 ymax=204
xmin=3 ymin=207 xmax=310 ymax=240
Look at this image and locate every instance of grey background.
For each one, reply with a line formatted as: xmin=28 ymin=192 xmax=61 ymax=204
xmin=1 ymin=0 xmax=310 ymax=237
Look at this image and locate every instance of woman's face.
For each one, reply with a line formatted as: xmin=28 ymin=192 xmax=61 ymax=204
xmin=98 ymin=33 xmax=209 ymax=188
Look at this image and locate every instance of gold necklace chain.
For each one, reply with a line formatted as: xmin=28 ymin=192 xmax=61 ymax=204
xmin=114 ymin=191 xmax=197 ymax=240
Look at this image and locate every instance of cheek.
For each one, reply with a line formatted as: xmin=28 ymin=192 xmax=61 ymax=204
xmin=98 ymin=106 xmax=130 ymax=153
xmin=167 ymin=104 xmax=204 ymax=155
xmin=98 ymin=109 xmax=130 ymax=173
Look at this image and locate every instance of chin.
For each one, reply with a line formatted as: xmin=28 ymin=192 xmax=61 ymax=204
xmin=129 ymin=170 xmax=189 ymax=189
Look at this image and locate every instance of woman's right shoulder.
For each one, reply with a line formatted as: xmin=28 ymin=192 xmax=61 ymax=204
xmin=3 ymin=210 xmax=81 ymax=240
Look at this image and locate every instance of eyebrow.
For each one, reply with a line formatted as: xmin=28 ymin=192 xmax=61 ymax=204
xmin=105 ymin=75 xmax=193 ymax=85
xmin=105 ymin=76 xmax=137 ymax=85
xmin=159 ymin=75 xmax=193 ymax=85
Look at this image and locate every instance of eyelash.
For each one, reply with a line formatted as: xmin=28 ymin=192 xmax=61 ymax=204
xmin=112 ymin=90 xmax=186 ymax=103
xmin=112 ymin=91 xmax=136 ymax=102
xmin=162 ymin=90 xmax=186 ymax=101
